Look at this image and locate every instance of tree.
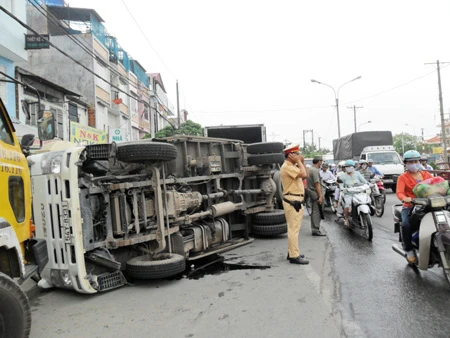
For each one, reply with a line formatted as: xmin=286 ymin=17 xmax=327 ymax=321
xmin=393 ymin=133 xmax=419 ymax=156
xmin=145 ymin=120 xmax=203 ymax=139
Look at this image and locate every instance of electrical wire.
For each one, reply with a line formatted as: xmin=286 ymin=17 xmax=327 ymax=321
xmin=1 ymin=4 xmax=176 ymax=129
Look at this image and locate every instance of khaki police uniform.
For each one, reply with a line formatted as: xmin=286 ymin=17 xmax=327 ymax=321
xmin=280 ymin=160 xmax=305 ymax=258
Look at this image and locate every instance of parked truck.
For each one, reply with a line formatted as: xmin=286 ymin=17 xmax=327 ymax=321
xmin=204 ymin=124 xmax=267 ymax=143
xmin=0 ymin=98 xmax=45 ymax=338
xmin=333 ymin=131 xmax=404 ymax=192
xmin=25 ymin=112 xmax=286 ymax=294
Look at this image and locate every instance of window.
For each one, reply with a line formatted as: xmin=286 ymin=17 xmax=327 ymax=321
xmin=26 ymin=103 xmax=44 ymax=126
xmin=144 ymin=106 xmax=149 ymax=121
xmin=0 ymin=65 xmax=7 ymax=105
xmin=0 ymin=107 xmax=14 ymax=145
xmin=69 ymin=103 xmax=79 ymax=123
xmin=9 ymin=176 xmax=25 ymax=223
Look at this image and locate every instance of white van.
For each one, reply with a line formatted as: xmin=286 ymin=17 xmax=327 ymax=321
xmin=359 ymin=145 xmax=404 ymax=192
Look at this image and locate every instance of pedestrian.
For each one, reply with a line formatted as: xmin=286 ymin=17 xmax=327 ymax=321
xmin=307 ymin=156 xmax=327 ymax=236
xmin=280 ymin=144 xmax=310 ymax=265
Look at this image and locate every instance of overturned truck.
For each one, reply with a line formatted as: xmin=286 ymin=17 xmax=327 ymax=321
xmin=28 ymin=136 xmax=285 ymax=293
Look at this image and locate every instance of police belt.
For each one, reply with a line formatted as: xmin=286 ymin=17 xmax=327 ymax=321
xmin=283 ymin=197 xmax=304 ymax=212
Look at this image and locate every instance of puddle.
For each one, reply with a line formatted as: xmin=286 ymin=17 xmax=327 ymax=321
xmin=184 ymin=255 xmax=271 ymax=280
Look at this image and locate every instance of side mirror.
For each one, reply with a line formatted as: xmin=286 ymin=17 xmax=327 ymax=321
xmin=21 ymin=133 xmax=35 ymax=148
xmin=37 ymin=111 xmax=55 ymax=141
xmin=21 ymin=100 xmax=31 ymax=120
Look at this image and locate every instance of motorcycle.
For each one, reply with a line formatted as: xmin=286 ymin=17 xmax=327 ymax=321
xmin=392 ymin=196 xmax=450 ymax=285
xmin=322 ymin=179 xmax=337 ymax=213
xmin=374 ymin=175 xmax=386 ymax=204
xmin=337 ymin=183 xmax=375 ymax=241
xmin=370 ymin=176 xmax=385 ymax=217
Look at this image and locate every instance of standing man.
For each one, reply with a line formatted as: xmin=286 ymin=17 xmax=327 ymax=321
xmin=281 ymin=144 xmax=309 ymax=265
xmin=306 ymin=156 xmax=327 ymax=236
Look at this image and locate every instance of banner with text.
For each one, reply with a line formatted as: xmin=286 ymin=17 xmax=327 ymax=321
xmin=70 ymin=121 xmax=107 ymax=145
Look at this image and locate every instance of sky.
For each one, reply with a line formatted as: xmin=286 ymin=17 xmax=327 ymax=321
xmin=68 ymin=0 xmax=450 ymax=150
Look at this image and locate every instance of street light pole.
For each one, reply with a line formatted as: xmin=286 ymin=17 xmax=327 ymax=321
xmin=358 ymin=120 xmax=371 ymax=132
xmin=311 ymin=76 xmax=362 ymax=138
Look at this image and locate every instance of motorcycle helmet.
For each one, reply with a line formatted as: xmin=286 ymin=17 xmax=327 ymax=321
xmin=338 ymin=161 xmax=346 ymax=167
xmin=403 ymin=150 xmax=421 ymax=163
xmin=344 ymin=159 xmax=356 ymax=167
xmin=322 ymin=162 xmax=329 ymax=167
xmin=359 ymin=159 xmax=367 ymax=165
xmin=420 ymin=154 xmax=428 ymax=162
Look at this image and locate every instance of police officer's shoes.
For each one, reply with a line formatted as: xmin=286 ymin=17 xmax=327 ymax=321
xmin=287 ymin=253 xmax=304 ymax=260
xmin=289 ymin=256 xmax=309 ymax=265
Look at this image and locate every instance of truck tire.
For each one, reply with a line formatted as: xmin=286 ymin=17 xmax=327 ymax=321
xmin=117 ymin=141 xmax=178 ymax=163
xmin=0 ymin=272 xmax=31 ymax=338
xmin=252 ymin=209 xmax=286 ymax=225
xmin=248 ymin=153 xmax=284 ymax=166
xmin=272 ymin=170 xmax=284 ymax=207
xmin=251 ymin=223 xmax=287 ymax=237
xmin=247 ymin=142 xmax=284 ymax=154
xmin=126 ymin=253 xmax=186 ymax=279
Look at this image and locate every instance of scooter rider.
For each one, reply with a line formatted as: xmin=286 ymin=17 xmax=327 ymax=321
xmin=358 ymin=159 xmax=373 ymax=181
xmin=419 ymin=154 xmax=433 ymax=171
xmin=367 ymin=160 xmax=383 ymax=177
xmin=339 ymin=159 xmax=368 ymax=226
xmin=396 ymin=150 xmax=433 ymax=264
xmin=320 ymin=162 xmax=335 ymax=181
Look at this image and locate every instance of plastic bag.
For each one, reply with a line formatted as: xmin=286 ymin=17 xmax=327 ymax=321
xmin=413 ymin=176 xmax=449 ymax=197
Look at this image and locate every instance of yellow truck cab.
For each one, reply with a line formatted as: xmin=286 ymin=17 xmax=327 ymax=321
xmin=0 ymin=97 xmax=45 ymax=338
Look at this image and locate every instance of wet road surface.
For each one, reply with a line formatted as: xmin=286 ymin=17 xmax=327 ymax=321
xmin=322 ymin=191 xmax=450 ymax=338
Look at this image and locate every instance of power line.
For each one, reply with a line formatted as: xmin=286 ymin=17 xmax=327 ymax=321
xmin=0 ymin=5 xmax=176 ymax=129
xmin=120 ymin=0 xmax=176 ymax=80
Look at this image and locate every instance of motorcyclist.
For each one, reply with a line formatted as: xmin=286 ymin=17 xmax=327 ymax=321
xmin=419 ymin=154 xmax=433 ymax=171
xmin=367 ymin=160 xmax=383 ymax=177
xmin=396 ymin=150 xmax=433 ymax=264
xmin=358 ymin=159 xmax=373 ymax=181
xmin=334 ymin=162 xmax=347 ymax=209
xmin=320 ymin=162 xmax=335 ymax=181
xmin=339 ymin=159 xmax=368 ymax=226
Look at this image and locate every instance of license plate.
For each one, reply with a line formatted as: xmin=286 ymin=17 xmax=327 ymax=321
xmin=383 ymin=179 xmax=393 ymax=183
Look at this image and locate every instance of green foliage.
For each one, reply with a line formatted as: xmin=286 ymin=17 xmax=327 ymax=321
xmin=144 ymin=120 xmax=203 ymax=139
xmin=301 ymin=143 xmax=330 ymax=158
xmin=393 ymin=133 xmax=438 ymax=156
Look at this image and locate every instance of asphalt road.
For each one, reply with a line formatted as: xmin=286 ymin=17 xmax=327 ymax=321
xmin=324 ymin=190 xmax=450 ymax=338
xmin=26 ymin=192 xmax=450 ymax=338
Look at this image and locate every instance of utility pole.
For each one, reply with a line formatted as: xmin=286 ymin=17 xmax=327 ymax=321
xmin=318 ymin=137 xmax=321 ymax=150
xmin=176 ymin=80 xmax=180 ymax=128
xmin=303 ymin=130 xmax=306 ymax=150
xmin=347 ymin=105 xmax=363 ymax=133
xmin=425 ymin=60 xmax=450 ymax=165
xmin=302 ymin=129 xmax=313 ymax=151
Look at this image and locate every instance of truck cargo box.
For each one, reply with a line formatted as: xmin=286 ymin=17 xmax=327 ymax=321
xmin=204 ymin=124 xmax=266 ymax=143
xmin=333 ymin=131 xmax=393 ymax=161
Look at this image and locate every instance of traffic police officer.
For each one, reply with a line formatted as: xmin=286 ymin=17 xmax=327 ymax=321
xmin=280 ymin=144 xmax=309 ymax=264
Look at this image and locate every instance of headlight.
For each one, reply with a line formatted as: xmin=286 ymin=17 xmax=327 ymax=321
xmin=429 ymin=196 xmax=447 ymax=208
xmin=41 ymin=151 xmax=64 ymax=174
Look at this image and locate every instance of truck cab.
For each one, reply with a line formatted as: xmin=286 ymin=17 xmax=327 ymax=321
xmin=360 ymin=145 xmax=404 ymax=192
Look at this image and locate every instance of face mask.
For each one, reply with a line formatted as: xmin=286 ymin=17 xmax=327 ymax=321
xmin=361 ymin=164 xmax=368 ymax=170
xmin=406 ymin=163 xmax=419 ymax=173
xmin=346 ymin=167 xmax=355 ymax=173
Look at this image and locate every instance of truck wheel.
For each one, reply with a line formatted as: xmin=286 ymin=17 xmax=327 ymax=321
xmin=117 ymin=141 xmax=178 ymax=163
xmin=247 ymin=142 xmax=284 ymax=154
xmin=272 ymin=170 xmax=284 ymax=207
xmin=126 ymin=253 xmax=186 ymax=279
xmin=251 ymin=223 xmax=287 ymax=237
xmin=248 ymin=153 xmax=284 ymax=166
xmin=0 ymin=272 xmax=31 ymax=338
xmin=252 ymin=209 xmax=286 ymax=225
